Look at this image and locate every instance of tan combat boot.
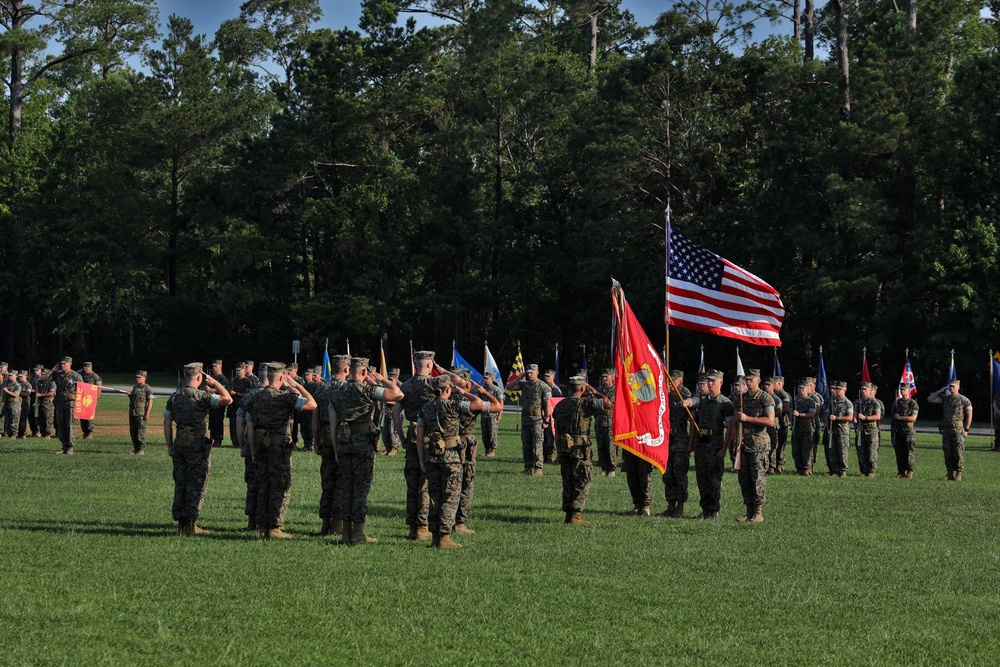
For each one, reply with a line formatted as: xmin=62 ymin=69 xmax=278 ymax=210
xmin=940 ymin=471 xmax=954 ymax=481
xmin=268 ymin=527 xmax=294 ymax=539
xmin=737 ymin=504 xmax=753 ymax=522
xmin=351 ymin=522 xmax=377 ymax=545
xmin=453 ymin=524 xmax=476 ymax=535
xmin=954 ymin=471 xmax=963 ymax=482
xmin=567 ymin=512 xmax=591 ymax=525
xmin=330 ymin=519 xmax=344 ymax=535
xmin=638 ymin=507 xmax=651 ymax=517
xmin=659 ymin=501 xmax=676 ymax=518
xmin=191 ymin=522 xmax=210 ymax=536
xmin=341 ymin=522 xmax=353 ymax=545
xmin=673 ymin=502 xmax=684 ymax=519
xmin=905 ymin=471 xmax=913 ymax=479
xmin=749 ymin=505 xmax=764 ymax=523
xmin=415 ymin=524 xmax=432 ymax=541
xmin=433 ymin=532 xmax=462 ymax=549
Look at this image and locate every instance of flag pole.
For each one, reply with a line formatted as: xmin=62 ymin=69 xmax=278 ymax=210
xmin=990 ymin=350 xmax=995 ymax=450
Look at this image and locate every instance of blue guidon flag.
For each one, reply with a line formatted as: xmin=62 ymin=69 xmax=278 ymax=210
xmin=667 ymin=223 xmax=785 ymax=346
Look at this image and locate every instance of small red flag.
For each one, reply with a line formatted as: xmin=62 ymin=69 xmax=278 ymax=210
xmin=548 ymin=397 xmax=564 ymax=435
xmin=862 ymin=352 xmax=871 ymax=383
xmin=74 ymin=382 xmax=101 ymax=421
xmin=611 ymin=284 xmax=670 ymax=473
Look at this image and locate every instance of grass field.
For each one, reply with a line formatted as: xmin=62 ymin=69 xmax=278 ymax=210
xmin=2 ymin=395 xmax=999 ymax=665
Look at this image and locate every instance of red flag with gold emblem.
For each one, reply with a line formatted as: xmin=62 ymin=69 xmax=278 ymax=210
xmin=611 ymin=282 xmax=670 ymax=473
xmin=74 ymin=382 xmax=101 ymax=420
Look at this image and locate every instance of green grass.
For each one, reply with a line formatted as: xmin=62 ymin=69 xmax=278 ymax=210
xmin=2 ymin=396 xmax=999 ymax=665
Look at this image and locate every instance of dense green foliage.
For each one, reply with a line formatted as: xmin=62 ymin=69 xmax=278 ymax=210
xmin=1 ymin=396 xmax=999 ymax=664
xmin=2 ymin=0 xmax=1000 ymax=397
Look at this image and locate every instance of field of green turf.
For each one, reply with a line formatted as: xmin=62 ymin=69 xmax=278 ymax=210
xmin=2 ymin=395 xmax=999 ymax=665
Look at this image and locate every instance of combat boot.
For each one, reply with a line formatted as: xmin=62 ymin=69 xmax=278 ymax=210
xmin=895 ymin=473 xmax=904 ymax=478
xmin=191 ymin=522 xmax=210 ymax=536
xmin=434 ymin=532 xmax=462 ymax=549
xmin=531 ymin=468 xmax=543 ymax=477
xmin=566 ymin=512 xmax=591 ymax=525
xmin=263 ymin=527 xmax=294 ymax=539
xmin=954 ymin=471 xmax=963 ymax=482
xmin=415 ymin=524 xmax=432 ymax=541
xmin=341 ymin=522 xmax=353 ymax=545
xmin=350 ymin=522 xmax=377 ymax=545
xmin=453 ymin=524 xmax=476 ymax=535
xmin=673 ymin=502 xmax=684 ymax=519
xmin=321 ymin=517 xmax=332 ymax=536
xmin=330 ymin=519 xmax=344 ymax=535
xmin=659 ymin=501 xmax=676 ymax=518
xmin=177 ymin=520 xmax=188 ymax=536
xmin=386 ymin=448 xmax=398 ymax=457
xmin=749 ymin=505 xmax=764 ymax=523
xmin=737 ymin=504 xmax=753 ymax=522
xmin=638 ymin=506 xmax=651 ymax=517
xmin=905 ymin=471 xmax=913 ymax=478
xmin=940 ymin=471 xmax=954 ymax=481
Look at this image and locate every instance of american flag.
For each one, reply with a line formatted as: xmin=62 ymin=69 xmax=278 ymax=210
xmin=667 ymin=223 xmax=784 ymax=346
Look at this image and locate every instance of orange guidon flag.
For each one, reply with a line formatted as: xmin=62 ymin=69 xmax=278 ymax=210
xmin=74 ymin=382 xmax=101 ymax=421
xmin=611 ymin=283 xmax=670 ymax=473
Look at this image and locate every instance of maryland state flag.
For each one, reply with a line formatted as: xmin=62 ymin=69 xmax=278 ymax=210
xmin=74 ymin=382 xmax=101 ymax=421
xmin=611 ymin=282 xmax=670 ymax=473
xmin=506 ymin=347 xmax=524 ymax=405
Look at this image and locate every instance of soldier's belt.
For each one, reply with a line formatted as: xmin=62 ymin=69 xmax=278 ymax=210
xmin=443 ymin=436 xmax=461 ymax=450
xmin=699 ymin=428 xmax=724 ymax=437
xmin=564 ymin=434 xmax=588 ymax=446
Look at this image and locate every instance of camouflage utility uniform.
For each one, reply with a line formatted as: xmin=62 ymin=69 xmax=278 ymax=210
xmin=165 ymin=386 xmax=219 ymax=524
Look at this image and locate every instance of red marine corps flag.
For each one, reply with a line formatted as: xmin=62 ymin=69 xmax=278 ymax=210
xmin=611 ymin=281 xmax=670 ymax=473
xmin=74 ymin=382 xmax=101 ymax=421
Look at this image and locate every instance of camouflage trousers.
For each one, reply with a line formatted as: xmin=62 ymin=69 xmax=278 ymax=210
xmin=662 ymin=447 xmax=690 ymax=503
xmin=209 ymin=406 xmax=226 ymax=446
xmin=559 ymin=444 xmax=593 ymax=512
xmin=771 ymin=424 xmax=788 ymax=470
xmin=335 ymin=449 xmax=376 ymax=523
xmin=404 ymin=433 xmax=429 ymax=526
xmin=826 ymin=430 xmax=850 ymax=474
xmin=595 ymin=423 xmax=618 ymax=473
xmin=54 ymin=402 xmax=75 ymax=452
xmin=857 ymin=430 xmax=880 ymax=475
xmin=80 ymin=418 xmax=95 ymax=437
xmin=27 ymin=398 xmax=38 ymax=436
xmin=228 ymin=404 xmax=239 ymax=446
xmin=893 ymin=429 xmax=916 ymax=474
xmin=622 ymin=450 xmax=652 ymax=508
xmin=253 ymin=432 xmax=294 ymax=529
xmin=455 ymin=438 xmax=477 ymax=526
xmin=942 ymin=429 xmax=965 ymax=473
xmin=542 ymin=423 xmax=555 ymax=459
xmin=521 ymin=419 xmax=544 ymax=471
xmin=481 ymin=413 xmax=499 ymax=453
xmin=129 ymin=415 xmax=147 ymax=452
xmin=4 ymin=402 xmax=21 ymax=437
xmin=243 ymin=449 xmax=256 ymax=518
xmin=426 ymin=451 xmax=462 ymax=535
xmin=380 ymin=409 xmax=400 ymax=452
xmin=694 ymin=443 xmax=725 ymax=513
xmin=791 ymin=427 xmax=815 ymax=472
xmin=317 ymin=427 xmax=341 ymax=519
xmin=37 ymin=403 xmax=53 ymax=437
xmin=737 ymin=446 xmax=768 ymax=506
xmin=171 ymin=430 xmax=211 ymax=521
xmin=18 ymin=400 xmax=29 ymax=436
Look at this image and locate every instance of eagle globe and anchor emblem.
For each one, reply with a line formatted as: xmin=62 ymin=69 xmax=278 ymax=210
xmin=622 ymin=345 xmax=667 ymax=447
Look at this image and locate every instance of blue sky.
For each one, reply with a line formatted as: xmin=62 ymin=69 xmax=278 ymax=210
xmin=156 ymin=0 xmax=671 ymax=39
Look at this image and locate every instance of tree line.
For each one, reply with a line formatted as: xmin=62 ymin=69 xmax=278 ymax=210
xmin=2 ymin=0 xmax=999 ymax=405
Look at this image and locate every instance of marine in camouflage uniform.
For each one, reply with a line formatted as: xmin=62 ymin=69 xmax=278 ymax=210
xmin=691 ymin=369 xmax=734 ymax=519
xmin=478 ymin=372 xmax=504 ymax=457
xmin=595 ymin=369 xmax=618 ymax=476
xmin=2 ymin=373 xmax=22 ymax=438
xmin=330 ymin=358 xmax=403 ymax=545
xmin=78 ymin=362 xmax=102 ymax=439
xmin=854 ymin=382 xmax=882 ymax=477
xmin=416 ymin=375 xmax=487 ymax=548
xmin=770 ymin=377 xmax=791 ymax=473
xmin=661 ymin=370 xmax=694 ymax=518
xmin=229 ymin=364 xmax=252 ymax=447
xmin=790 ymin=381 xmax=818 ymax=475
xmin=762 ymin=377 xmax=778 ymax=473
xmin=312 ymin=356 xmax=349 ymax=536
xmin=823 ymin=381 xmax=853 ymax=477
xmin=44 ymin=357 xmax=83 ymax=454
xmin=541 ymin=370 xmax=563 ymax=463
xmin=552 ymin=375 xmax=611 ymax=525
xmin=806 ymin=378 xmax=825 ymax=471
xmin=734 ymin=369 xmax=775 ymax=523
xmin=301 ymin=367 xmax=321 ymax=451
xmin=380 ymin=367 xmax=402 ymax=456
xmin=235 ymin=368 xmax=267 ymax=529
xmin=35 ymin=372 xmax=55 ymax=438
xmin=128 ymin=371 xmax=154 ymax=454
xmin=164 ymin=363 xmax=232 ymax=535
xmin=891 ymin=383 xmax=919 ymax=478
xmin=246 ymin=362 xmax=316 ymax=539
xmin=396 ymin=351 xmax=437 ymax=541
xmin=206 ymin=360 xmax=229 ymax=447
xmin=28 ymin=366 xmax=43 ymax=436
xmin=927 ymin=380 xmax=972 ymax=481
xmin=17 ymin=371 xmax=31 ymax=438
xmin=452 ymin=368 xmax=503 ymax=534
xmin=506 ymin=364 xmax=552 ymax=475
xmin=0 ymin=362 xmax=7 ymax=436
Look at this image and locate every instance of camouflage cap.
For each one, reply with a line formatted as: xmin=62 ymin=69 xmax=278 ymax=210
xmin=745 ymin=369 xmax=761 ymax=380
xmin=266 ymin=362 xmax=286 ymax=374
xmin=763 ymin=377 xmax=775 ymax=386
xmin=82 ymin=361 xmax=93 ymax=369
xmin=871 ymin=384 xmax=878 ymax=391
xmin=245 ymin=360 xmax=254 ymax=366
xmin=288 ymin=362 xmax=298 ymax=370
xmin=455 ymin=367 xmax=471 ymax=381
xmin=860 ymin=382 xmax=874 ymax=390
xmin=669 ymin=369 xmax=684 ymax=381
xmin=136 ymin=370 xmax=147 ymax=377
xmin=310 ymin=366 xmax=323 ymax=375
xmin=601 ymin=369 xmax=615 ymax=378
xmin=802 ymin=376 xmax=816 ymax=385
xmin=899 ymin=382 xmax=909 ymax=389
xmin=212 ymin=359 xmax=223 ymax=366
xmin=18 ymin=370 xmax=27 ymax=376
xmin=543 ymin=369 xmax=555 ymax=378
xmin=183 ymin=362 xmax=204 ymax=377
xmin=33 ymin=364 xmax=44 ymax=371
xmin=526 ymin=364 xmax=539 ymax=372
xmin=331 ymin=355 xmax=351 ymax=372
xmin=433 ymin=375 xmax=452 ymax=390
xmin=703 ymin=369 xmax=723 ymax=381
xmin=388 ymin=368 xmax=400 ymax=379
xmin=772 ymin=375 xmax=783 ymax=381
xmin=568 ymin=375 xmax=586 ymax=387
xmin=830 ymin=380 xmax=847 ymax=389
xmin=414 ymin=350 xmax=435 ymax=361
xmin=798 ymin=380 xmax=811 ymax=389
xmin=60 ymin=356 xmax=73 ymax=364
xmin=350 ymin=357 xmax=369 ymax=370
xmin=450 ymin=365 xmax=462 ymax=373
xmin=483 ymin=371 xmax=495 ymax=380
xmin=948 ymin=379 xmax=960 ymax=387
